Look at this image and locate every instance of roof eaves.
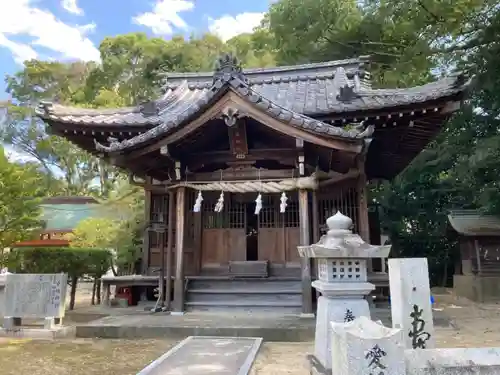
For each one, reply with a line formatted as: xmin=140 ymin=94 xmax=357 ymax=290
xmin=93 ymin=55 xmax=374 ymax=153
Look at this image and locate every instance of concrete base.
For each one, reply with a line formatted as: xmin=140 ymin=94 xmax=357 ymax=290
xmin=0 ymin=325 xmax=75 ymax=339
xmin=454 ymin=274 xmax=500 ymax=302
xmin=406 ymin=347 xmax=500 ymax=375
xmin=73 ymin=308 xmax=451 ymax=341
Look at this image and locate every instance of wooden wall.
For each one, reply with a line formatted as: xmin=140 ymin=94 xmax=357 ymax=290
xmin=144 ymin=179 xmax=374 ymax=277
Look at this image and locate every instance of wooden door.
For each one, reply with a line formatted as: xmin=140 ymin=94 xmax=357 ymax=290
xmin=257 ymin=194 xmax=300 ymax=267
xmin=200 ymin=194 xmax=246 ymax=272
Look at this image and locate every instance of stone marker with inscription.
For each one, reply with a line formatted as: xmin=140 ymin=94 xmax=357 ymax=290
xmin=331 ymin=316 xmax=406 ymax=375
xmin=136 ymin=336 xmax=262 ymax=375
xmin=298 ymin=212 xmax=391 ymax=372
xmin=388 ymin=258 xmax=435 ymax=350
xmin=2 ymin=273 xmax=68 ymax=332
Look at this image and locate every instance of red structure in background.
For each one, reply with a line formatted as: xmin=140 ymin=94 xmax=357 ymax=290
xmin=11 ymin=196 xmax=99 ymax=248
xmin=12 ymin=239 xmax=70 ymax=247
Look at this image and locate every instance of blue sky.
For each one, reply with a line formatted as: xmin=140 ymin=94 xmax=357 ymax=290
xmin=0 ymin=0 xmax=272 ymax=100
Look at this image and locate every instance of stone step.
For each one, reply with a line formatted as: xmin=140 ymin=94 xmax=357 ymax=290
xmin=188 ymin=288 xmax=300 ymax=294
xmin=185 ymin=300 xmax=302 ymax=313
xmin=186 ymin=292 xmax=302 ymax=303
xmin=188 ymin=279 xmax=302 ymax=290
xmin=186 ymin=277 xmax=303 ymax=313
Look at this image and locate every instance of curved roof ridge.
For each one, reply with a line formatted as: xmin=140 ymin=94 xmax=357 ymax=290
xmin=161 ymin=57 xmax=368 ymax=79
xmin=36 ymin=102 xmax=139 ymax=117
xmin=230 ymin=76 xmax=373 ymax=139
xmin=94 ymin=70 xmax=373 ymax=153
xmin=358 ymin=75 xmax=468 ymax=96
xmin=94 ymin=85 xmax=221 ymax=152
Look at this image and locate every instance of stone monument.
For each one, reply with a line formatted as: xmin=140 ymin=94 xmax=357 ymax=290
xmin=331 ymin=316 xmax=405 ymax=375
xmin=298 ymin=211 xmax=391 ymax=372
xmin=2 ymin=273 xmax=70 ymax=337
xmin=388 ymin=258 xmax=435 ymax=349
xmin=0 ymin=271 xmax=8 ymax=318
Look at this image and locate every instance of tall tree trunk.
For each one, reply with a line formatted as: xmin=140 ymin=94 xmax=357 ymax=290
xmin=69 ymin=276 xmax=78 ymax=310
xmin=91 ymin=278 xmax=97 ymax=305
xmin=96 ymin=278 xmax=102 ymax=304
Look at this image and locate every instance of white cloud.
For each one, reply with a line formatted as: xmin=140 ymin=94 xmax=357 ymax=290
xmin=61 ymin=0 xmax=83 ymax=15
xmin=208 ymin=13 xmax=265 ymax=42
xmin=0 ymin=0 xmax=100 ymax=65
xmin=133 ymin=0 xmax=194 ymax=35
xmin=0 ymin=34 xmax=37 ymax=64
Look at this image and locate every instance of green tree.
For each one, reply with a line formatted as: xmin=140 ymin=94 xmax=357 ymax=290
xmin=2 ymin=60 xmax=121 ymax=197
xmin=0 ymin=146 xmax=44 ymax=250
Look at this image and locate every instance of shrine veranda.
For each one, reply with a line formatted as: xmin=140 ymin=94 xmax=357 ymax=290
xmin=36 ymin=54 xmax=469 ymax=315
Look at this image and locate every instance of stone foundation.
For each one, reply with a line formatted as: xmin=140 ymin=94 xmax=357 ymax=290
xmin=453 ymin=274 xmax=500 ymax=302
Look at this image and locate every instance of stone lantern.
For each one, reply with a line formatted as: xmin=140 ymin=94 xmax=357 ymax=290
xmin=298 ymin=211 xmax=391 ymax=372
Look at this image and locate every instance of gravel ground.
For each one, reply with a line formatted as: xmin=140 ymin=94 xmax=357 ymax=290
xmin=1 ymin=287 xmax=500 ymax=375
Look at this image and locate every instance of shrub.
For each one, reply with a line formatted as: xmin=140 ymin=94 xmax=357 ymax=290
xmin=5 ymin=247 xmax=112 ymax=309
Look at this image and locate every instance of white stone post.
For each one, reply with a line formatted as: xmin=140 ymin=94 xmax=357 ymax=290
xmin=298 ymin=212 xmax=391 ymax=372
xmin=331 ymin=316 xmax=406 ymax=375
xmin=388 ymin=258 xmax=435 ymax=349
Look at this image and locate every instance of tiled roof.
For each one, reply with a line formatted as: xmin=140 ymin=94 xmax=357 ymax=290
xmin=35 ymin=54 xmax=469 ymax=153
xmin=448 ymin=210 xmax=500 ymax=237
xmin=41 ymin=203 xmax=102 ymax=231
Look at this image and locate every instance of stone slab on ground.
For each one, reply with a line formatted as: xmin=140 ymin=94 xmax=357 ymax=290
xmin=137 ymin=336 xmax=262 ymax=375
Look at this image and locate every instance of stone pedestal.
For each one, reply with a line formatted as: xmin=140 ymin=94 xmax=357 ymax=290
xmin=298 ymin=212 xmax=391 ymax=372
xmin=331 ymin=316 xmax=406 ymax=375
xmin=388 ymin=258 xmax=435 ymax=349
xmin=313 ymin=281 xmax=374 ymax=367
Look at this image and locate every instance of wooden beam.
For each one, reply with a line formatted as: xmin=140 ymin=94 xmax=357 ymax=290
xmin=188 ymin=168 xmax=299 ymax=182
xmin=142 ymin=186 xmax=152 ymax=274
xmin=165 ymin=190 xmax=175 ymax=311
xmin=173 ymin=186 xmax=186 ymax=313
xmin=318 ymin=169 xmax=360 ymax=188
xmin=298 ymin=188 xmax=313 ymax=316
xmin=316 ymin=98 xmax=461 ymax=123
xmin=183 ymin=148 xmax=298 ymax=170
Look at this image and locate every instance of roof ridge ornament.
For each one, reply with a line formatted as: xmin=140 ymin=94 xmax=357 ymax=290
xmin=333 ymin=67 xmax=360 ymax=103
xmin=213 ymin=53 xmax=247 ymax=85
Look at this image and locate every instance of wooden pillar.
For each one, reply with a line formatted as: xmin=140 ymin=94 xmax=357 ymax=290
xmin=165 ymin=190 xmax=175 ymax=310
xmin=299 ymin=189 xmax=313 ymax=315
xmin=357 ymin=177 xmax=370 ymax=243
xmin=311 ymin=190 xmax=320 ymax=300
xmin=474 ymin=239 xmax=482 ymax=275
xmin=173 ymin=187 xmax=186 ymax=313
xmin=357 ymin=158 xmax=372 ymax=272
xmin=142 ymin=188 xmax=152 ymax=274
xmin=311 ymin=191 xmax=320 ymax=243
xmin=193 ymin=212 xmax=202 ymax=275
